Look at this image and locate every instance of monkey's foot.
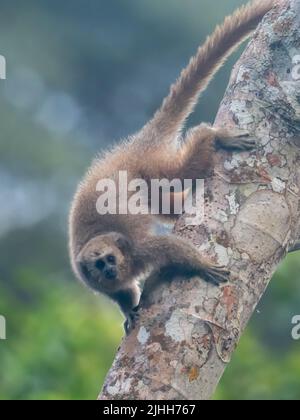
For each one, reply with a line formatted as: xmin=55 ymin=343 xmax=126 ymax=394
xmin=124 ymin=306 xmax=140 ymax=335
xmin=216 ymin=130 xmax=256 ymax=151
xmin=201 ymin=265 xmax=230 ymax=286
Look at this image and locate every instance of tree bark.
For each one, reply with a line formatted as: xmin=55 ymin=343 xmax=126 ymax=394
xmin=99 ymin=0 xmax=300 ymax=400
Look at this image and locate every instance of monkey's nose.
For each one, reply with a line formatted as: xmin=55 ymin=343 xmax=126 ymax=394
xmin=104 ymin=267 xmax=117 ymax=280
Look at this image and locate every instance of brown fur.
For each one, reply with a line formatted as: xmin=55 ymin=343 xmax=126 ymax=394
xmin=69 ymin=0 xmax=274 ymax=334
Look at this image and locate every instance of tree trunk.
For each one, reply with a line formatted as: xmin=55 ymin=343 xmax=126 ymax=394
xmin=99 ymin=0 xmax=300 ymax=400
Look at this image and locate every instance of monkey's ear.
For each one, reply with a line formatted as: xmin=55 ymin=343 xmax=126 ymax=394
xmin=111 ymin=232 xmax=132 ymax=252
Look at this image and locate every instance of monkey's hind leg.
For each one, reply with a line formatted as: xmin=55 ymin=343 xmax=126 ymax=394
xmin=177 ymin=124 xmax=256 ymax=181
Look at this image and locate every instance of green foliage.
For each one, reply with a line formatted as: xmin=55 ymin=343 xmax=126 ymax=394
xmin=0 ymin=0 xmax=299 ymax=400
xmin=0 ymin=268 xmax=123 ymax=400
xmin=215 ymin=330 xmax=300 ymax=400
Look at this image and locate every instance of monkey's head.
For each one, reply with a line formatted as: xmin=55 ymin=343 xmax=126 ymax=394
xmin=75 ymin=232 xmax=134 ymax=294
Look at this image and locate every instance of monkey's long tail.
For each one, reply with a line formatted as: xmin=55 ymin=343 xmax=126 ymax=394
xmin=143 ymin=0 xmax=274 ymax=143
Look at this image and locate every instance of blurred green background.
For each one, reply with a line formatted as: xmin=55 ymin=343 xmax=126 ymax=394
xmin=0 ymin=0 xmax=300 ymax=400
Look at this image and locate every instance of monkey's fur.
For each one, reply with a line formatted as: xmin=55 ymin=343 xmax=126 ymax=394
xmin=69 ymin=0 xmax=274 ymax=334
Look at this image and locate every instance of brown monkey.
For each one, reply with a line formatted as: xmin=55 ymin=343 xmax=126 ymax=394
xmin=69 ymin=0 xmax=274 ymax=333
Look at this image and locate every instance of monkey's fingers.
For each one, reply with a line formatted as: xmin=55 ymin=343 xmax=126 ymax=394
xmin=123 ymin=319 xmax=130 ymax=335
xmin=226 ymin=136 xmax=256 ymax=151
xmin=124 ymin=306 xmax=141 ymax=335
xmin=202 ymin=265 xmax=230 ymax=286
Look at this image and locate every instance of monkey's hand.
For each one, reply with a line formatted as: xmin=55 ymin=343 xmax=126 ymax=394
xmin=110 ymin=285 xmax=141 ymax=335
xmin=124 ymin=305 xmax=140 ymax=335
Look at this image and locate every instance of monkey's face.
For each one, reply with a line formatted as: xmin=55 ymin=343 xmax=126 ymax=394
xmin=76 ymin=233 xmax=133 ymax=294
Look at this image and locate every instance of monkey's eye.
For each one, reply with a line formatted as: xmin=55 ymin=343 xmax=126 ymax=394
xmin=95 ymin=259 xmax=106 ymax=271
xmin=106 ymin=255 xmax=116 ymax=265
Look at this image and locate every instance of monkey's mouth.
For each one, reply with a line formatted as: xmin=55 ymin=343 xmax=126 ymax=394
xmin=103 ymin=267 xmax=118 ymax=280
xmin=97 ymin=271 xmax=120 ymax=293
xmin=85 ymin=275 xmax=117 ymax=294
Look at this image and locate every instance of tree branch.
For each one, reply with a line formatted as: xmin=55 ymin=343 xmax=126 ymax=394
xmin=99 ymin=0 xmax=300 ymax=400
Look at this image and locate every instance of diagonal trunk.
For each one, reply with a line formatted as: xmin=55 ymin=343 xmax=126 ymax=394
xmin=99 ymin=0 xmax=300 ymax=400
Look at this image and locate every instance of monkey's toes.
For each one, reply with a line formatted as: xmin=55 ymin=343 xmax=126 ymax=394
xmin=217 ymin=130 xmax=256 ymax=151
xmin=222 ymin=136 xmax=256 ymax=151
xmin=231 ymin=136 xmax=256 ymax=151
